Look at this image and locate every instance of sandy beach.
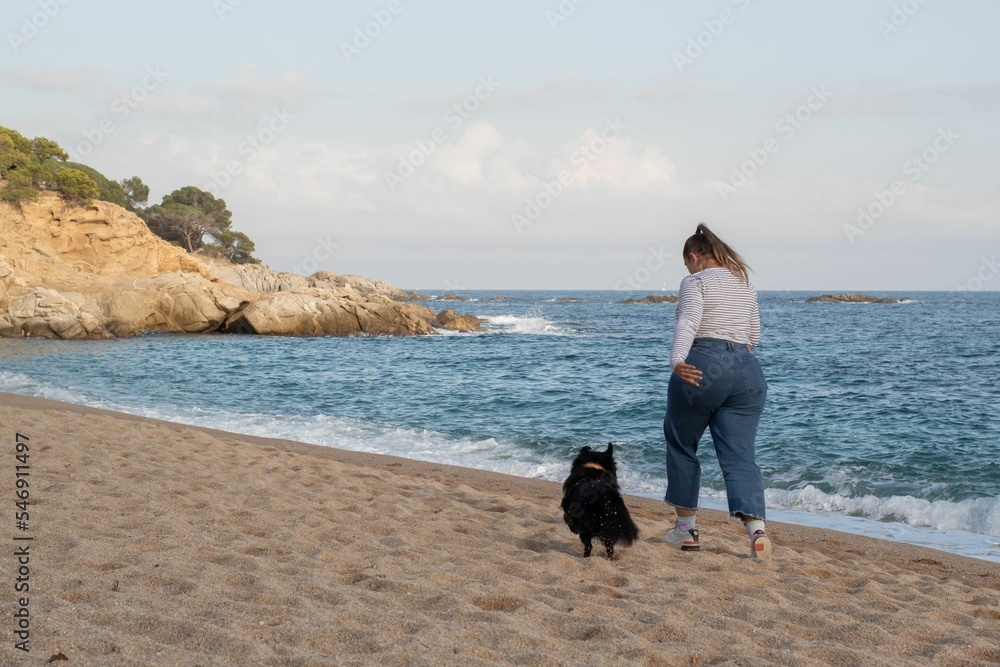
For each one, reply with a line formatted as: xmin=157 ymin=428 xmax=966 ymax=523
xmin=1 ymin=392 xmax=999 ymax=666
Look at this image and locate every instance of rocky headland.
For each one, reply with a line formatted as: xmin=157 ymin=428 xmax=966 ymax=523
xmin=806 ymin=294 xmax=900 ymax=304
xmin=0 ymin=192 xmax=481 ymax=338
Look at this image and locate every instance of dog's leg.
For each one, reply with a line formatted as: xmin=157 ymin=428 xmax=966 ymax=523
xmin=603 ymin=539 xmax=615 ymax=560
xmin=581 ymin=533 xmax=593 ymax=558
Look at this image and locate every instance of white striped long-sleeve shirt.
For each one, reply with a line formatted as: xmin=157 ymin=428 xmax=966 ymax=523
xmin=669 ymin=268 xmax=760 ymax=369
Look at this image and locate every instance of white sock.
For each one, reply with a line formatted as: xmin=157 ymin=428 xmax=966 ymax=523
xmin=745 ymin=519 xmax=765 ymax=536
xmin=677 ymin=516 xmax=697 ymax=532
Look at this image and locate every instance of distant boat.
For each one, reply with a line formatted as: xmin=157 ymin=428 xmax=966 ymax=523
xmin=660 ymin=283 xmax=669 ymax=291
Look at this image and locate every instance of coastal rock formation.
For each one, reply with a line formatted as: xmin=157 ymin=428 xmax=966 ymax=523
xmin=309 ymin=271 xmax=428 ymax=302
xmin=0 ymin=192 xmax=466 ymax=338
xmin=436 ymin=293 xmax=470 ymax=302
xmin=806 ymin=294 xmax=898 ymax=304
xmin=434 ymin=309 xmax=484 ymax=333
xmin=481 ymin=295 xmax=509 ymax=302
xmin=207 ymin=261 xmax=309 ymax=293
xmin=620 ymin=294 xmax=679 ymax=304
xmin=108 ymin=273 xmax=252 ymax=334
xmin=3 ymin=286 xmax=114 ymax=339
xmin=198 ymin=261 xmax=428 ymax=301
xmin=220 ymin=292 xmax=434 ymax=337
xmin=399 ymin=303 xmax=437 ymax=323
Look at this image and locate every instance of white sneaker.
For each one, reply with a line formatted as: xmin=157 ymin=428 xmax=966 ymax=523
xmin=750 ymin=530 xmax=772 ymax=561
xmin=664 ymin=526 xmax=700 ymax=551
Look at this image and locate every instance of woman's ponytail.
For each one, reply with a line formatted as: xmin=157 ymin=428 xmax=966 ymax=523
xmin=683 ymin=223 xmax=752 ymax=284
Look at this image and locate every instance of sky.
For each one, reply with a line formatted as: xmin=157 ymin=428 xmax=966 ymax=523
xmin=2 ymin=0 xmax=998 ymax=291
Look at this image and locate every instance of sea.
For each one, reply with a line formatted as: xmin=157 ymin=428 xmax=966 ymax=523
xmin=1 ymin=290 xmax=998 ymax=562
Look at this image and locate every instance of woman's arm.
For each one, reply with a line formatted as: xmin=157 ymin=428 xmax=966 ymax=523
xmin=749 ymin=296 xmax=761 ymax=348
xmin=669 ymin=275 xmax=704 ymax=369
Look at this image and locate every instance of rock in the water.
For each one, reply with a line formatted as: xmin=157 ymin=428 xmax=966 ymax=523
xmin=400 ymin=303 xmax=437 ymax=324
xmin=435 ymin=309 xmax=484 ymax=332
xmin=552 ymin=297 xmax=585 ymax=303
xmin=437 ymin=293 xmax=470 ymax=301
xmin=619 ymin=294 xmax=679 ymax=304
xmin=481 ymin=295 xmax=509 ymax=302
xmin=806 ymin=294 xmax=897 ymax=304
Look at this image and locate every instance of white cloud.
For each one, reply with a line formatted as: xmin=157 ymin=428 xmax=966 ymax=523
xmin=433 ymin=122 xmax=531 ymax=190
xmin=434 ymin=123 xmax=502 ymax=186
xmin=552 ymin=127 xmax=676 ymax=191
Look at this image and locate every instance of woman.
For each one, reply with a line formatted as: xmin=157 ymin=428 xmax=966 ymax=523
xmin=663 ymin=223 xmax=771 ymax=560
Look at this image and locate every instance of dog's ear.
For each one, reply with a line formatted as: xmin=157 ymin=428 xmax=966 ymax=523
xmin=579 ymin=446 xmax=592 ymax=453
xmin=606 ymin=443 xmax=614 ymax=455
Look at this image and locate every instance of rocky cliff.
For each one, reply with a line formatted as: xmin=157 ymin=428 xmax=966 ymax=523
xmin=0 ymin=192 xmax=476 ymax=338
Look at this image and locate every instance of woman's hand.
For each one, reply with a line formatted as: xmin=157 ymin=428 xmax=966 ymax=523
xmin=673 ymin=362 xmax=703 ymax=387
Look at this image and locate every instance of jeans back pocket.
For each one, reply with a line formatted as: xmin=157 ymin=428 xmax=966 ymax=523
xmin=740 ymin=355 xmax=768 ymax=395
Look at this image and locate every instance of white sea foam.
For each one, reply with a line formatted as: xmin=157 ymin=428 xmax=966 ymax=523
xmin=629 ymin=485 xmax=1000 ymax=562
xmin=107 ymin=403 xmax=565 ymax=482
xmin=0 ymin=371 xmax=91 ymax=405
xmin=480 ymin=314 xmax=569 ymax=335
xmin=765 ymin=485 xmax=1000 ymax=537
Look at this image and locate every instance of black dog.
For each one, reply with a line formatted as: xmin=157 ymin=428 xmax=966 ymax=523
xmin=561 ymin=444 xmax=639 ymax=558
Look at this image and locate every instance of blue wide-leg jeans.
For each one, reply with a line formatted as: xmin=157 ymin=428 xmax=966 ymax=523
xmin=663 ymin=337 xmax=768 ymax=519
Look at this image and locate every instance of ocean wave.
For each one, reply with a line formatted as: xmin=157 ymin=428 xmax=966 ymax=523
xmin=766 ymin=485 xmax=1000 ymax=537
xmin=0 ymin=371 xmax=93 ymax=405
xmin=429 ymin=327 xmax=471 ymax=336
xmin=480 ymin=314 xmax=570 ymax=336
xmin=111 ymin=404 xmax=567 ymax=481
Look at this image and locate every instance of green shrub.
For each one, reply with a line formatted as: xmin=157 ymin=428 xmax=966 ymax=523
xmin=202 ymin=230 xmax=261 ymax=265
xmin=0 ymin=169 xmax=38 ymax=205
xmin=54 ymin=167 xmax=100 ymax=203
xmin=61 ymin=162 xmax=127 ymax=207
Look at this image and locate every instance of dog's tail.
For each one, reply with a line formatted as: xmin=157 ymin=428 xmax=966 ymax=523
xmin=601 ymin=493 xmax=640 ymax=546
